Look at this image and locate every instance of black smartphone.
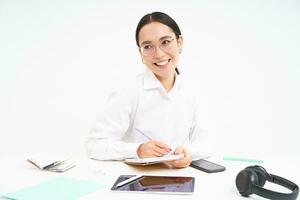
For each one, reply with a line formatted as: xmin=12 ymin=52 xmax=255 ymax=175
xmin=190 ymin=159 xmax=226 ymax=173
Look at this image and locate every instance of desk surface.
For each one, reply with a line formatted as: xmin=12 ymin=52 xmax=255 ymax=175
xmin=0 ymin=154 xmax=299 ymax=200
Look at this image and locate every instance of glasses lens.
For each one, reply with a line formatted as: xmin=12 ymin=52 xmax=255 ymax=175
xmin=141 ymin=38 xmax=175 ymax=56
xmin=141 ymin=44 xmax=153 ymax=56
xmin=160 ymin=38 xmax=174 ymax=51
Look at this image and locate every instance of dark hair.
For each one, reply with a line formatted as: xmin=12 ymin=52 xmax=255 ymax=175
xmin=135 ymin=12 xmax=182 ymax=75
xmin=135 ymin=12 xmax=182 ymax=47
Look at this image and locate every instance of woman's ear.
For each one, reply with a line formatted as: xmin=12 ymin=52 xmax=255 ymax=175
xmin=138 ymin=48 xmax=145 ymax=63
xmin=177 ymin=35 xmax=184 ymax=53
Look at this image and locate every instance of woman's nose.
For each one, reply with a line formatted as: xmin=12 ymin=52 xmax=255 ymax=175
xmin=153 ymin=46 xmax=165 ymax=58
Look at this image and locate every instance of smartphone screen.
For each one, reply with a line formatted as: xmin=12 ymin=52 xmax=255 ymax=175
xmin=190 ymin=159 xmax=226 ymax=173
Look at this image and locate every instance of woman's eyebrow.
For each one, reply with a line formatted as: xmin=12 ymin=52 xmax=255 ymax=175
xmin=140 ymin=35 xmax=173 ymax=46
xmin=159 ymin=35 xmax=173 ymax=41
xmin=140 ymin=40 xmax=151 ymax=46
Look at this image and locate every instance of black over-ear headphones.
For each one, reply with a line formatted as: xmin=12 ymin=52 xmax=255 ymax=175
xmin=236 ymin=165 xmax=299 ymax=200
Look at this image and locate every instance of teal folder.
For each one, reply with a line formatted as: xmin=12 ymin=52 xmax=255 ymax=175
xmin=1 ymin=176 xmax=104 ymax=200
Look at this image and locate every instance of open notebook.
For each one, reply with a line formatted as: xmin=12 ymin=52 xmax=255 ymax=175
xmin=27 ymin=154 xmax=76 ymax=172
xmin=124 ymin=153 xmax=184 ymax=165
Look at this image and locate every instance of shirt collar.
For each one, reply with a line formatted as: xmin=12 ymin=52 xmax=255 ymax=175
xmin=142 ymin=69 xmax=181 ymax=92
xmin=143 ymin=69 xmax=162 ymax=90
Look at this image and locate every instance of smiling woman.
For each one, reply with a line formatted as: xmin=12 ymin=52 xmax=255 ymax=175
xmin=86 ymin=12 xmax=212 ymax=169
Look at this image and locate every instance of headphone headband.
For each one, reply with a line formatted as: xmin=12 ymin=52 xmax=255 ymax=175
xmin=270 ymin=174 xmax=299 ymax=192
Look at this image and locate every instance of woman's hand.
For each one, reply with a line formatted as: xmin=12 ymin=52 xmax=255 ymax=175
xmin=164 ymin=146 xmax=192 ymax=168
xmin=137 ymin=140 xmax=171 ymax=158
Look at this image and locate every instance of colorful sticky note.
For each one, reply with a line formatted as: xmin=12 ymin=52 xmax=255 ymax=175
xmin=1 ymin=176 xmax=104 ymax=200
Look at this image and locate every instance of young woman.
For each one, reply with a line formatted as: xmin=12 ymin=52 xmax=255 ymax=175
xmin=87 ymin=12 xmax=212 ymax=168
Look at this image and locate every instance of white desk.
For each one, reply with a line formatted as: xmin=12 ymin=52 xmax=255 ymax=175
xmin=0 ymin=154 xmax=299 ymax=200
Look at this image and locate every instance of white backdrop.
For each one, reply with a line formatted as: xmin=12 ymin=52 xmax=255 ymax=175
xmin=0 ymin=0 xmax=299 ymax=157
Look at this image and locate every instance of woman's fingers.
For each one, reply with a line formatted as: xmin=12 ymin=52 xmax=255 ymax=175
xmin=164 ymin=146 xmax=192 ymax=168
xmin=137 ymin=140 xmax=171 ymax=158
xmin=153 ymin=140 xmax=171 ymax=151
xmin=174 ymin=146 xmax=184 ymax=154
xmin=137 ymin=143 xmax=193 ymax=168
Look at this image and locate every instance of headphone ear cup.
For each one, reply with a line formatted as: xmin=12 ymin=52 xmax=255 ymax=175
xmin=236 ymin=169 xmax=259 ymax=196
xmin=246 ymin=166 xmax=267 ymax=187
xmin=252 ymin=167 xmax=268 ymax=187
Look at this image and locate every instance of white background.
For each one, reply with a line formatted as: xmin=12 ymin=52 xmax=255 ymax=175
xmin=0 ymin=0 xmax=299 ymax=157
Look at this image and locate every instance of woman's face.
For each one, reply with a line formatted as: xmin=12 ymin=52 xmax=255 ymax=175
xmin=138 ymin=22 xmax=183 ymax=80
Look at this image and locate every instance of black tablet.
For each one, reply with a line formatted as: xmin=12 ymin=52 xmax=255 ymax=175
xmin=111 ymin=175 xmax=195 ymax=195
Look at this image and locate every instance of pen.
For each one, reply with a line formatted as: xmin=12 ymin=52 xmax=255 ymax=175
xmin=135 ymin=128 xmax=173 ymax=153
xmin=116 ymin=174 xmax=144 ymax=188
xmin=135 ymin=128 xmax=152 ymax=141
xmin=42 ymin=161 xmax=60 ymax=170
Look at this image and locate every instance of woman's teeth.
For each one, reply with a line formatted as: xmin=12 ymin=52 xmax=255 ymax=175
xmin=155 ymin=59 xmax=169 ymax=66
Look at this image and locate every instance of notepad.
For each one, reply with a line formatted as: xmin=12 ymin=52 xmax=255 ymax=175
xmin=1 ymin=177 xmax=105 ymax=200
xmin=124 ymin=153 xmax=184 ymax=165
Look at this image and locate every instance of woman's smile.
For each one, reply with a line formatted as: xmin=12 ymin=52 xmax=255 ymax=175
xmin=154 ymin=59 xmax=171 ymax=67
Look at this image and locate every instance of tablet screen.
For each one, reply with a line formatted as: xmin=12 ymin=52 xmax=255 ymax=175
xmin=111 ymin=175 xmax=195 ymax=194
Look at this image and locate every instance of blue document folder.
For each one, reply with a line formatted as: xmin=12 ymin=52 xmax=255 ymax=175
xmin=1 ymin=176 xmax=104 ymax=200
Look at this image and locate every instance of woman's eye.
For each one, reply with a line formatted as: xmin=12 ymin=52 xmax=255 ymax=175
xmin=162 ymin=40 xmax=171 ymax=46
xmin=143 ymin=45 xmax=152 ymax=50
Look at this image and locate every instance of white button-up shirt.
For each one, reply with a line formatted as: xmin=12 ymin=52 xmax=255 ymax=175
xmin=86 ymin=69 xmax=212 ymax=160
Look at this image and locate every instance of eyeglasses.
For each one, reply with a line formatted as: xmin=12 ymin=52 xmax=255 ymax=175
xmin=140 ymin=38 xmax=175 ymax=56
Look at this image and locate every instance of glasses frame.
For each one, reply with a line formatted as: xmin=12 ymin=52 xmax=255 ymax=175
xmin=139 ymin=38 xmax=176 ymax=56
